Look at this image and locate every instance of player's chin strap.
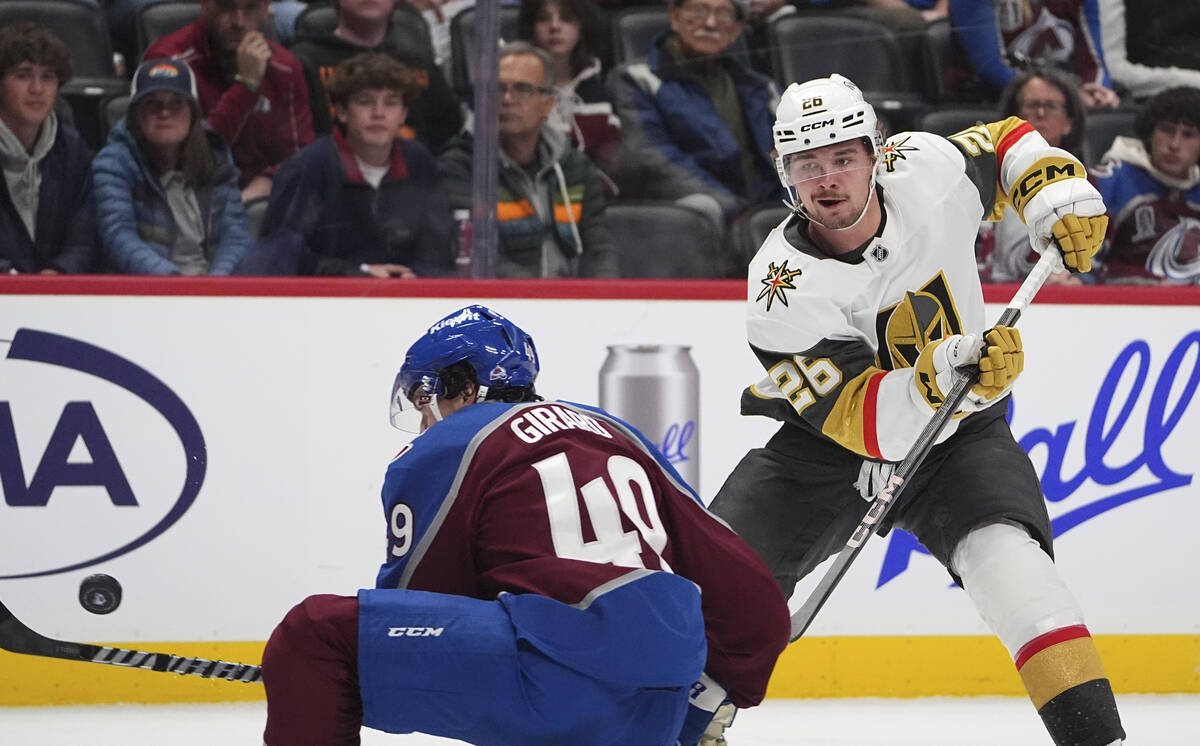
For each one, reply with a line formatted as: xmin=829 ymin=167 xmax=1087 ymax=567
xmin=788 ymin=164 xmax=880 ymax=232
xmin=428 ymin=384 xmax=490 ymax=422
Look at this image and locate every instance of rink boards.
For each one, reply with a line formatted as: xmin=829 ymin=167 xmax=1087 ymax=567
xmin=0 ymin=278 xmax=1197 ymax=705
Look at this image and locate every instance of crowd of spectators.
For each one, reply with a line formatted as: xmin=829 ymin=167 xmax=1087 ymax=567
xmin=0 ymin=0 xmax=1198 ymax=284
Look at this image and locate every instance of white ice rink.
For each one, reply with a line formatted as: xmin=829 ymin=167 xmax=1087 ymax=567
xmin=2 ymin=695 xmax=1196 ymax=745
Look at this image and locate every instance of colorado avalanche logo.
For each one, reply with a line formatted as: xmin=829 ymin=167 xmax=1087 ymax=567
xmin=488 ymin=365 xmax=508 ymax=382
xmin=1146 ymin=217 xmax=1200 ymax=283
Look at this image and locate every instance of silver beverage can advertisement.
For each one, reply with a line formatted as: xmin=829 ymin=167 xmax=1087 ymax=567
xmin=599 ymin=345 xmax=700 ymax=490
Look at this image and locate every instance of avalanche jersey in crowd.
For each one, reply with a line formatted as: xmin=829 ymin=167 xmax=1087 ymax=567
xmin=1091 ymin=136 xmax=1200 ymax=284
xmin=375 ymin=399 xmax=788 ymax=708
xmin=743 ymin=118 xmax=1081 ymax=462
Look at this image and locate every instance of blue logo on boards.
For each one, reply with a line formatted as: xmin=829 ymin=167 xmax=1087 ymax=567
xmin=877 ymin=332 xmax=1200 ymax=588
xmin=0 ymin=329 xmax=206 ymax=578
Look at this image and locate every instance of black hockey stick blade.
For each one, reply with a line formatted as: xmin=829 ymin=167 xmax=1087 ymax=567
xmin=788 ymin=248 xmax=1063 ymax=642
xmin=0 ymin=597 xmax=262 ymax=683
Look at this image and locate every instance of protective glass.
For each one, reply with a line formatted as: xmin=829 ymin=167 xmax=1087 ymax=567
xmin=780 ymin=150 xmax=875 ymax=188
xmin=389 ymin=370 xmax=444 ymax=432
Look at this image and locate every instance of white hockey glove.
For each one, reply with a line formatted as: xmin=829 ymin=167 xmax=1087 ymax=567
xmin=911 ymin=327 xmax=1024 ymax=413
xmin=1019 ymin=177 xmax=1108 ymax=273
xmin=854 ymin=459 xmax=896 ymax=501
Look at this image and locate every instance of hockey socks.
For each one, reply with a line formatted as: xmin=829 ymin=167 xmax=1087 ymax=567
xmin=1015 ymin=624 xmax=1125 ymax=746
xmin=953 ymin=524 xmax=1126 ymax=746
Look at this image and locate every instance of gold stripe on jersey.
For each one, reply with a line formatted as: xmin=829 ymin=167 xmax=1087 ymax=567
xmin=1009 ymin=156 xmax=1083 ymax=216
xmin=820 ymin=367 xmax=884 ymax=458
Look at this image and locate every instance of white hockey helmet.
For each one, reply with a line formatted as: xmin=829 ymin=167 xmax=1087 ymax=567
xmin=773 ymin=74 xmax=882 ymax=193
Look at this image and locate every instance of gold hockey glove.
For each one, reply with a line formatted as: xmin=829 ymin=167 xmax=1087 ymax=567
xmin=1051 ymin=213 xmax=1108 ymax=273
xmin=975 ymin=326 xmax=1023 ymax=400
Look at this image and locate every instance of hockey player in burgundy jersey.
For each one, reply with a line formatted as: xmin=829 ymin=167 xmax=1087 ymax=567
xmin=261 ymin=305 xmax=790 ymax=746
xmin=709 ymin=75 xmax=1125 ymax=746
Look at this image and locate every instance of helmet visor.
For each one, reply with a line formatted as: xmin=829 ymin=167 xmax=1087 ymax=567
xmin=780 ymin=148 xmax=875 ymax=188
xmin=389 ymin=370 xmax=444 ymax=432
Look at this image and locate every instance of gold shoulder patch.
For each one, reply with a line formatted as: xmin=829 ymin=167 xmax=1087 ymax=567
xmin=881 ymin=136 xmax=920 ymax=173
xmin=756 ymin=260 xmax=803 ymax=311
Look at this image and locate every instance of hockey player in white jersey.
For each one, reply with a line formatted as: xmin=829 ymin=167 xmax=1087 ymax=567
xmin=709 ymin=74 xmax=1126 ymax=746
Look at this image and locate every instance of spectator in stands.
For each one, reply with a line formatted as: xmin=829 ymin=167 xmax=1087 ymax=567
xmin=290 ymin=0 xmax=463 ymax=154
xmin=609 ymin=0 xmax=780 ymax=226
xmin=93 ymin=58 xmax=253 ymax=275
xmin=1096 ymin=0 xmax=1200 ymax=102
xmin=516 ymin=0 xmax=621 ymax=173
xmin=144 ymin=0 xmax=315 ymax=202
xmin=103 ymin=1 xmax=308 ymax=65
xmin=0 ymin=22 xmax=97 ymax=274
xmin=254 ymin=53 xmax=454 ymax=277
xmin=977 ymin=65 xmax=1088 ymax=284
xmin=1091 ymin=86 xmax=1200 ymax=285
xmin=438 ymin=43 xmax=618 ymax=278
xmin=948 ymin=0 xmax=1120 ymax=110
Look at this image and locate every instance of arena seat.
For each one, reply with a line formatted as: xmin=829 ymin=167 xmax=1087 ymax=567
xmin=291 ymin=2 xmax=434 ymax=63
xmin=606 ymin=201 xmax=724 ymax=278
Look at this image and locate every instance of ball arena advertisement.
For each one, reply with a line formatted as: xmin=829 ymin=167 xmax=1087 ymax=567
xmin=0 ymin=278 xmax=1197 ymax=704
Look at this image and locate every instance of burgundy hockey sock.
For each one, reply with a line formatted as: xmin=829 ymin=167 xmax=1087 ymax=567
xmin=1014 ymin=625 xmax=1125 ymax=746
xmin=262 ymin=594 xmax=362 ymax=746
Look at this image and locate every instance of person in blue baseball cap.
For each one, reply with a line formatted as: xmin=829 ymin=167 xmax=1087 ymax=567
xmin=91 ymin=57 xmax=253 ymax=275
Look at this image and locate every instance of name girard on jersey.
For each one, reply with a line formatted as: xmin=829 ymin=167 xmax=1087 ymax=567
xmin=510 ymin=404 xmax=614 ymax=444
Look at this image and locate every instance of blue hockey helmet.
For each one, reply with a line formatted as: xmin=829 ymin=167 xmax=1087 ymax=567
xmin=390 ymin=305 xmax=539 ymax=430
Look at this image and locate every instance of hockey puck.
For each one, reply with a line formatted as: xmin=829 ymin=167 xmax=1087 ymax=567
xmin=79 ymin=574 xmax=122 ymax=615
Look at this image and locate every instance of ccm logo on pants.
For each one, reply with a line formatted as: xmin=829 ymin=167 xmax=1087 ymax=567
xmin=387 ymin=627 xmax=445 ymax=637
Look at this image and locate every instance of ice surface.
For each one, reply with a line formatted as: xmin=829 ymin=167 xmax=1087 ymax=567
xmin=1 ymin=694 xmax=1195 ymax=745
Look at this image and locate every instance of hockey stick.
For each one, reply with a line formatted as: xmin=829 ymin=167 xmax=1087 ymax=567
xmin=0 ymin=597 xmax=262 ymax=683
xmin=789 ymin=248 xmax=1062 ymax=641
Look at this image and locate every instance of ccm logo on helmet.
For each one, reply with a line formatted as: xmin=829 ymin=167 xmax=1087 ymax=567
xmin=799 ymin=118 xmax=834 ymax=132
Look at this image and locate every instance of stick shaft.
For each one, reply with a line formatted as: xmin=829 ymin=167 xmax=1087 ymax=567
xmin=789 ymin=249 xmax=1061 ymax=641
xmin=0 ymin=598 xmax=262 ymax=683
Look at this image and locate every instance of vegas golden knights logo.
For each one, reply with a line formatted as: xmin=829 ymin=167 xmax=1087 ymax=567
xmin=875 ymin=272 xmax=963 ymax=370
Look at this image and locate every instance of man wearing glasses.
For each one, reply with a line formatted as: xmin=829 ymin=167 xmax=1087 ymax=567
xmin=610 ymin=0 xmax=781 ymax=234
xmin=438 ymin=42 xmax=618 ymax=278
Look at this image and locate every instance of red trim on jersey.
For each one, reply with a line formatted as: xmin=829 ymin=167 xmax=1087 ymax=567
xmin=995 ymin=121 xmax=1036 ymax=173
xmin=1014 ymin=624 xmax=1092 ymax=670
xmin=862 ymin=370 xmax=887 ymax=460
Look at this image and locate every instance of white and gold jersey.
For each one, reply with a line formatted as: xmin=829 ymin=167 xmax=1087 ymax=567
xmin=742 ymin=118 xmax=1086 ymax=461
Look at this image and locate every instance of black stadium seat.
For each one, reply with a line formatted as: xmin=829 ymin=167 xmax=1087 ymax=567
xmin=1084 ymin=107 xmax=1139 ymax=167
xmin=606 ymin=201 xmax=724 ymax=278
xmin=608 ymin=6 xmax=752 ymax=68
xmin=135 ymin=1 xmax=203 ymax=61
xmin=917 ymin=106 xmax=997 ymax=137
xmin=448 ymin=5 xmax=520 ymax=99
xmin=767 ymin=14 xmax=927 ymax=131
xmin=102 ymin=94 xmax=131 ymax=138
xmin=291 ymin=2 xmax=434 ymax=63
xmin=609 ymin=7 xmax=669 ymax=67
